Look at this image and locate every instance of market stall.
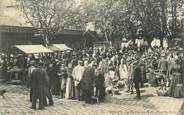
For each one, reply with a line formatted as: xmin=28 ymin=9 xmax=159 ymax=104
xmin=8 ymin=45 xmax=53 ymax=85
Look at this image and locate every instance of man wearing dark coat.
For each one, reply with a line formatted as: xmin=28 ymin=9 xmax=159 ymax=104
xmin=95 ymin=67 xmax=105 ymax=102
xmin=43 ymin=69 xmax=54 ymax=106
xmin=133 ymin=61 xmax=142 ymax=100
xmin=47 ymin=63 xmax=58 ymax=95
xmin=30 ymin=63 xmax=53 ymax=109
xmin=31 ymin=67 xmax=45 ymax=110
xmin=81 ymin=62 xmax=96 ymax=104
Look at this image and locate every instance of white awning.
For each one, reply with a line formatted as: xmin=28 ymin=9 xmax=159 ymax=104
xmin=14 ymin=45 xmax=53 ymax=54
xmin=53 ymin=44 xmax=72 ymax=51
xmin=47 ymin=45 xmax=60 ymax=51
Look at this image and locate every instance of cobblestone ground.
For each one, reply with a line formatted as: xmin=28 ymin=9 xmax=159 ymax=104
xmin=0 ymin=83 xmax=183 ymax=115
xmin=106 ymin=85 xmax=184 ymax=115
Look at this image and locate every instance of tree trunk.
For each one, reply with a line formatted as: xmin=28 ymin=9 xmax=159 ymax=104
xmin=171 ymin=0 xmax=177 ymax=37
xmin=104 ymin=31 xmax=110 ymax=44
xmin=160 ymin=0 xmax=167 ymax=37
xmin=42 ymin=33 xmax=49 ymax=46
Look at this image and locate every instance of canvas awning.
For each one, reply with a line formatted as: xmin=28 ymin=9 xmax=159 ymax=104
xmin=14 ymin=45 xmax=53 ymax=54
xmin=47 ymin=45 xmax=60 ymax=51
xmin=53 ymin=44 xmax=72 ymax=51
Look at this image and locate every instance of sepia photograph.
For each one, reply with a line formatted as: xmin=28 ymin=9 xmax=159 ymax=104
xmin=0 ymin=0 xmax=184 ymax=115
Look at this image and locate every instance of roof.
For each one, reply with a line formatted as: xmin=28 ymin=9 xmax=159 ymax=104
xmin=0 ymin=25 xmax=36 ymax=33
xmin=56 ymin=29 xmax=84 ymax=35
xmin=53 ymin=44 xmax=72 ymax=51
xmin=14 ymin=45 xmax=53 ymax=54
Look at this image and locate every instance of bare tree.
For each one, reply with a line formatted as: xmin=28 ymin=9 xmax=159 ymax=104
xmin=16 ymin=0 xmax=81 ymax=46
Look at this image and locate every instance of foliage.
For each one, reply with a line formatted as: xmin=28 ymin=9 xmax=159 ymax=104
xmin=81 ymin=0 xmax=168 ymax=44
xmin=16 ymin=0 xmax=83 ymax=45
xmin=16 ymin=0 xmax=184 ymax=45
xmin=81 ymin=0 xmax=134 ymax=42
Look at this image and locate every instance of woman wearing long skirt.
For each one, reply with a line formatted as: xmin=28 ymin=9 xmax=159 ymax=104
xmin=168 ymin=57 xmax=183 ymax=98
xmin=119 ymin=59 xmax=128 ymax=89
xmin=65 ymin=63 xmax=74 ymax=99
xmin=58 ymin=64 xmax=67 ymax=98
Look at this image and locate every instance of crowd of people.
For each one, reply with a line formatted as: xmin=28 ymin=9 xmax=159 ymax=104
xmin=0 ymin=38 xmax=184 ymax=110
